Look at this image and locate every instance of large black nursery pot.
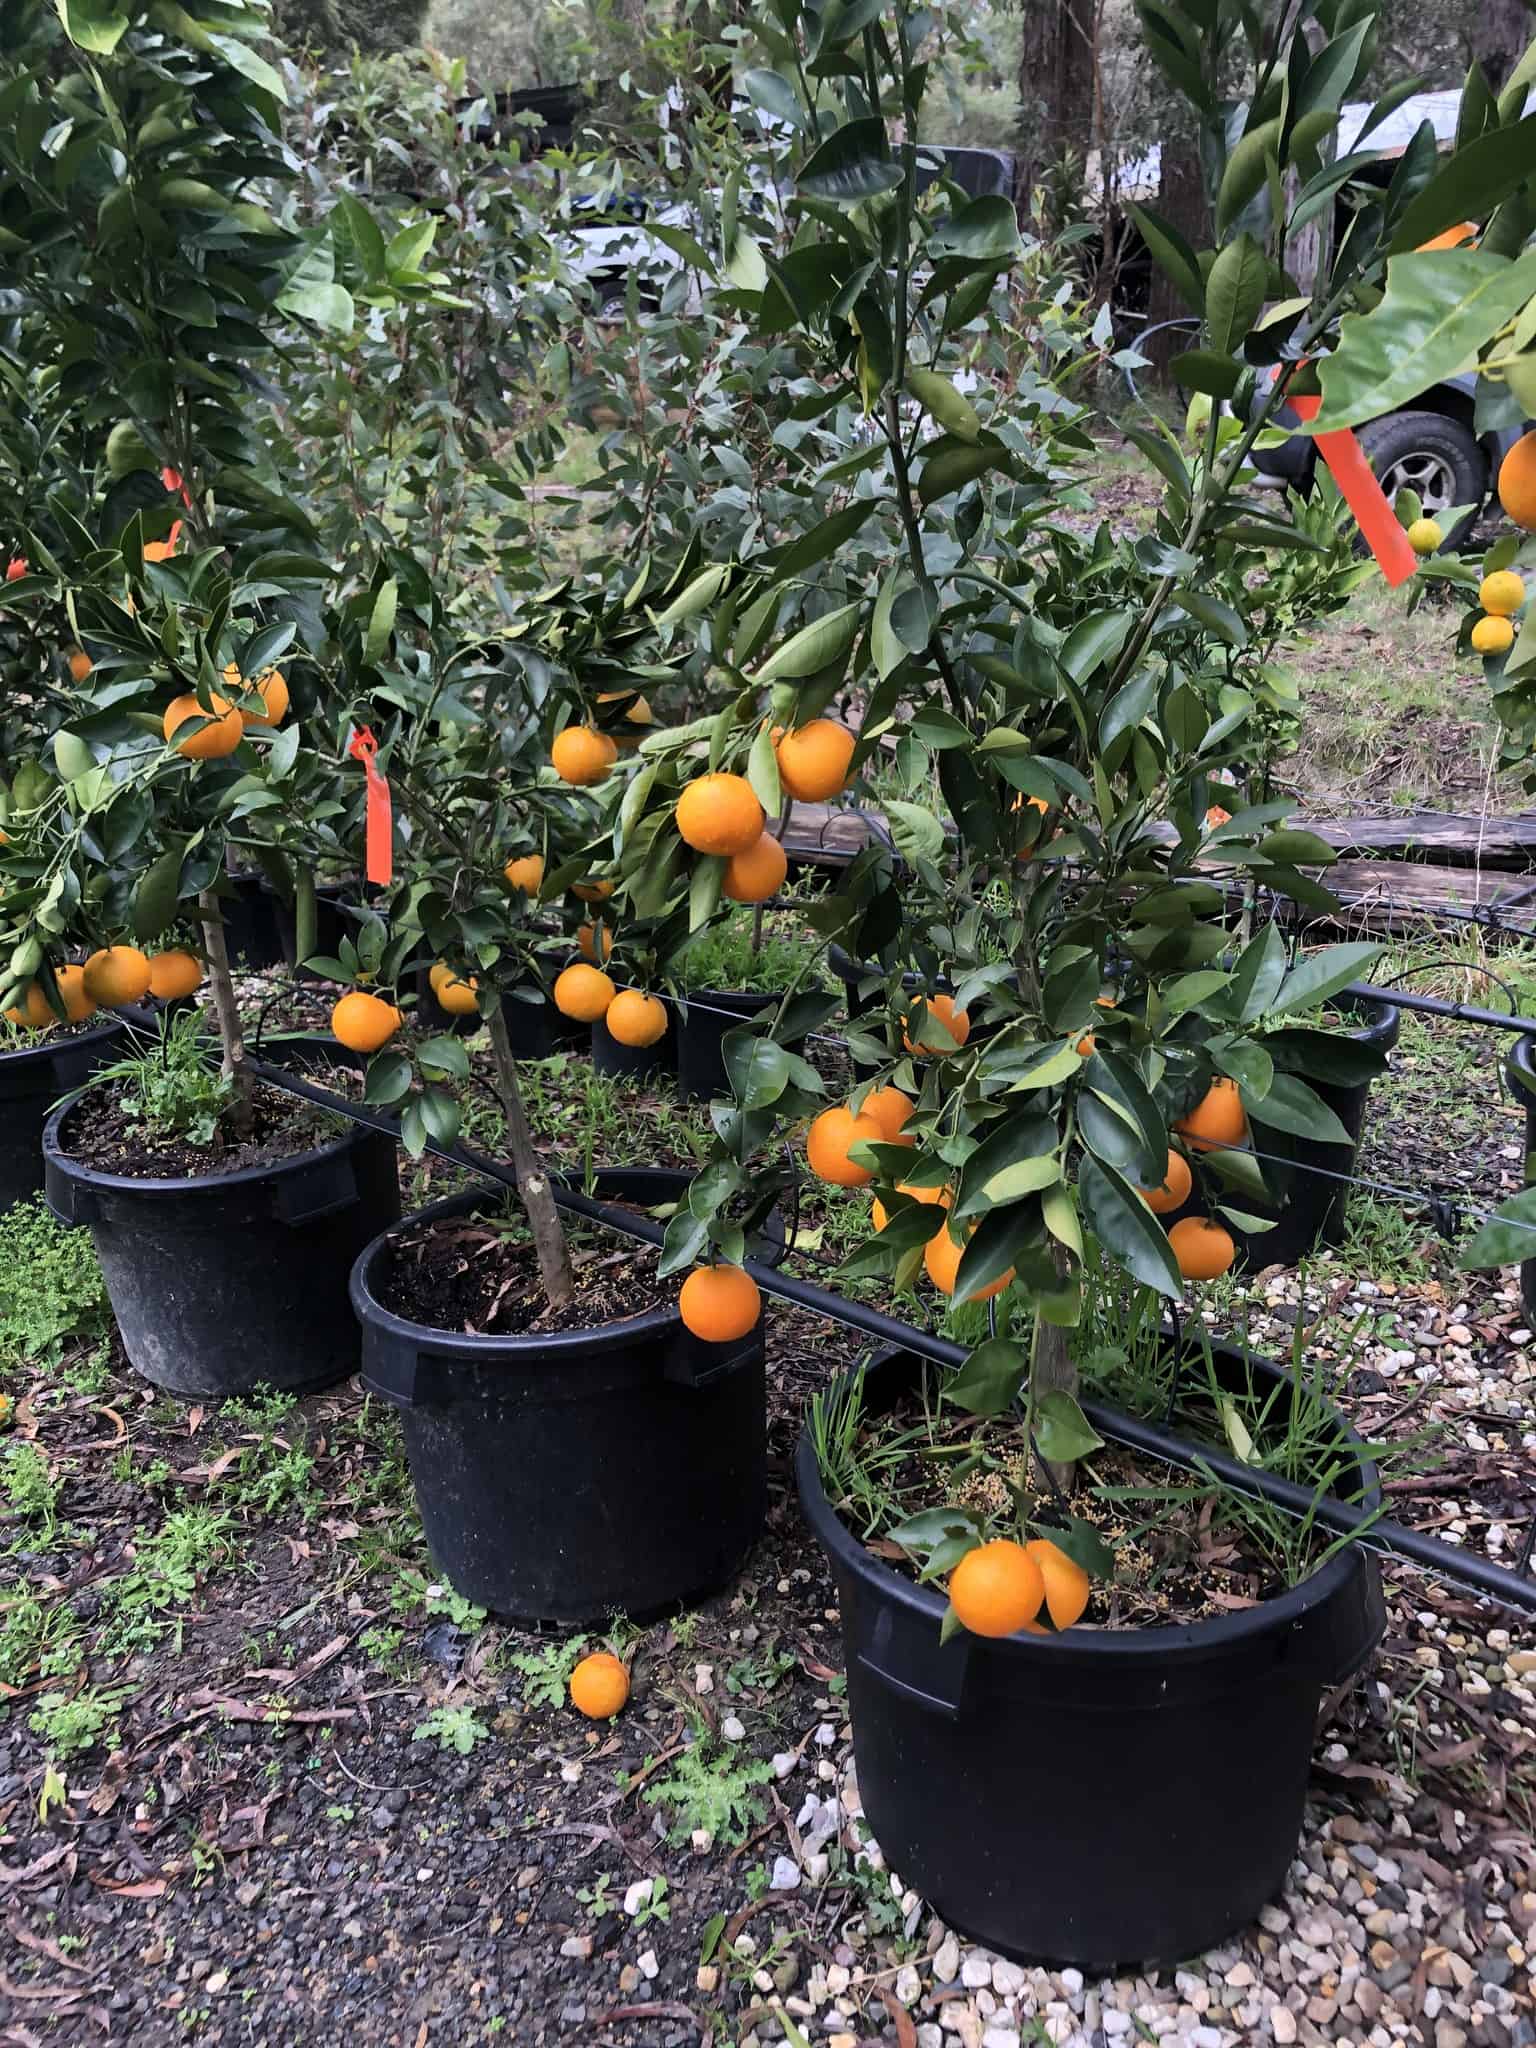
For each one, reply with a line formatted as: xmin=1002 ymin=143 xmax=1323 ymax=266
xmin=43 ymin=1037 xmax=400 ymax=1400
xmin=797 ymin=1344 xmax=1384 ymax=1970
xmin=1504 ymin=1033 xmax=1536 ymax=1322
xmin=413 ymin=968 xmax=586 ymax=1054
xmin=351 ymin=1167 xmax=776 ymax=1625
xmin=674 ymin=989 xmax=791 ymax=1104
xmin=0 ymin=1018 xmax=127 ymax=1214
xmin=220 ymin=871 xmax=284 ymax=970
xmin=259 ymin=878 xmax=351 ymax=978
xmin=591 ymin=1007 xmax=677 ymax=1082
xmin=1227 ymin=995 xmax=1400 ymax=1269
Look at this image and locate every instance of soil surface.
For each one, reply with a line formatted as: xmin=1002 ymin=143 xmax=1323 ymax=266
xmin=375 ymin=1213 xmax=674 ymax=1337
xmin=57 ymin=1077 xmax=351 ymax=1180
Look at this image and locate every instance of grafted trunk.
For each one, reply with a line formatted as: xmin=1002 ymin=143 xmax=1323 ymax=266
xmin=199 ymin=887 xmax=255 ymax=1138
xmin=487 ymin=1001 xmax=575 ymax=1309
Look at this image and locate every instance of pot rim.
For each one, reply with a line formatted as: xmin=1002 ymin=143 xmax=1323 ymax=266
xmin=41 ymin=1036 xmax=370 ymax=1197
xmin=1507 ymin=1031 xmax=1536 ymax=1098
xmin=350 ymin=1170 xmax=698 ymax=1357
xmin=0 ymin=1014 xmax=127 ymax=1069
xmin=796 ymin=1343 xmax=1380 ymax=1666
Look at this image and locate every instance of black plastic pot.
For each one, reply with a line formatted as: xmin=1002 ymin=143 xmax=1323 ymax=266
xmin=797 ymin=1344 xmax=1384 ymax=1969
xmin=260 ymin=880 xmax=351 ymax=978
xmin=220 ymin=873 xmax=283 ymax=970
xmin=1504 ymin=1033 xmax=1536 ymax=1323
xmin=1226 ymin=996 xmax=1400 ymax=1269
xmin=43 ymin=1037 xmax=400 ymax=1400
xmin=592 ymin=1007 xmax=677 ymax=1082
xmin=351 ymin=1167 xmax=773 ymax=1624
xmin=673 ymin=989 xmax=782 ymax=1104
xmin=0 ymin=1019 xmax=128 ymax=1214
xmin=413 ymin=967 xmax=586 ymax=1054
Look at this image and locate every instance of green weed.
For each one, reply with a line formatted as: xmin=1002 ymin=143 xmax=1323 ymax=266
xmin=503 ymin=1634 xmax=587 ymax=1709
xmin=98 ymin=1507 xmax=234 ymax=1655
xmin=28 ymin=1683 xmax=125 ymax=1758
xmin=411 ymin=1703 xmax=490 ymax=1754
xmin=0 ymin=1198 xmax=110 ymax=1369
xmin=639 ymin=1724 xmax=773 ymax=1846
xmin=3 ymin=1442 xmax=60 ymax=1540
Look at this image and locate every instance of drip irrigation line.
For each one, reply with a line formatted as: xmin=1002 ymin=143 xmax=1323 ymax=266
xmin=1344 ymin=978 xmax=1536 ymax=1037
xmin=236 ymin=1045 xmax=1536 ymax=1617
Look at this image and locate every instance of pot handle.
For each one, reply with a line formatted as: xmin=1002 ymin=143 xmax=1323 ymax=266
xmin=359 ymin=1329 xmax=424 ymax=1408
xmin=44 ymin=1160 xmax=98 ymax=1228
xmin=855 ymin=1600 xmax=968 ymax=1722
xmin=664 ymin=1330 xmax=760 ymax=1390
xmin=272 ymin=1151 xmax=358 ymax=1226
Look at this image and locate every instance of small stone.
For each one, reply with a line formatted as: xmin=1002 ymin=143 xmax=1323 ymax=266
xmin=691 ymin=1828 xmax=713 ymax=1854
xmin=1191 ymin=2028 xmax=1223 ymax=2048
xmin=895 ymin=1965 xmax=922 ymax=2006
xmin=695 ymin=1664 xmax=714 ymax=1693
xmin=623 ymin=1878 xmax=654 ymax=1918
xmin=559 ymin=1762 xmax=582 ymax=1785
xmin=772 ymin=1752 xmax=797 ymax=1779
xmin=982 ymin=2029 xmax=1019 ymax=2048
xmin=962 ymin=1954 xmax=993 ymax=1990
xmin=204 ymin=1971 xmax=228 ymax=1996
xmin=1271 ymin=2009 xmax=1298 ymax=2046
xmin=934 ymin=1937 xmax=961 ymax=1984
xmin=769 ymin=1855 xmax=801 ymax=1892
xmin=637 ymin=1949 xmax=659 ymax=1981
xmin=992 ymin=1961 xmax=1026 ymax=1998
xmin=722 ymin=1715 xmax=746 ymax=1742
xmin=1298 ymin=1915 xmax=1334 ymax=1948
xmin=1059 ymin=1968 xmax=1084 ymax=1998
xmin=1370 ymin=1940 xmax=1398 ymax=1970
xmin=696 ymin=1965 xmax=719 ymax=1994
xmin=1226 ymin=1963 xmax=1256 ymax=1989
xmin=560 ymin=1935 xmax=593 ymax=1960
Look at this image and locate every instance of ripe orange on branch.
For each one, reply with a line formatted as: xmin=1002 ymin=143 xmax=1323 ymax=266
xmin=605 ymin=989 xmax=668 ymax=1046
xmin=147 ymin=950 xmax=203 ymax=1001
xmin=435 ymin=968 xmax=479 ymax=1016
xmin=577 ymin=922 xmax=613 ymax=964
xmin=1139 ymin=1149 xmax=1192 ymax=1215
xmin=503 ymin=853 xmax=545 ymax=893
xmin=222 ymin=661 xmax=288 ymax=729
xmin=722 ymin=831 xmax=787 ymax=904
xmin=82 ymin=945 xmax=152 ymax=1007
xmin=1024 ymin=1538 xmax=1091 ymax=1630
xmin=551 ymin=725 xmax=616 ymax=786
xmin=164 ymin=691 xmax=242 ymax=760
xmin=774 ymin=720 xmax=855 ymax=802
xmin=5 ymin=983 xmax=54 ymax=1029
xmin=54 ymin=964 xmax=98 ymax=1021
xmin=66 ymin=647 xmax=92 ymax=683
xmin=949 ymin=1540 xmax=1045 ymax=1638
xmin=902 ymin=991 xmax=970 ymax=1056
xmin=871 ymin=1180 xmax=949 ymax=1235
xmin=679 ymin=1264 xmax=761 ymax=1342
xmin=861 ymin=1085 xmax=914 ymax=1144
xmin=331 ymin=989 xmax=401 ymax=1054
xmin=1168 ymin=1215 xmax=1236 ymax=1281
xmin=1174 ymin=1077 xmax=1246 ymax=1154
xmin=553 ymin=964 xmax=615 ymax=1022
xmin=806 ymin=1104 xmax=884 ymax=1187
xmin=923 ymin=1222 xmax=1011 ymax=1302
xmin=675 ymin=772 xmax=764 ymax=856
xmin=1472 ymin=616 xmax=1515 ymax=656
xmin=1499 ymin=432 xmax=1536 ymax=530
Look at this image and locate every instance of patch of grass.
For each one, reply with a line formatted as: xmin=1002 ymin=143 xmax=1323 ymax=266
xmin=3 ymin=1441 xmax=61 ymax=1542
xmin=0 ymin=1197 xmax=111 ymax=1370
xmin=674 ymin=910 xmax=826 ymax=995
xmin=1336 ymin=1193 xmax=1445 ymax=1285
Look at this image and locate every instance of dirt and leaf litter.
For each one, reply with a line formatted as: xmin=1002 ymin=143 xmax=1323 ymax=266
xmin=54 ymin=1073 xmax=356 ymax=1180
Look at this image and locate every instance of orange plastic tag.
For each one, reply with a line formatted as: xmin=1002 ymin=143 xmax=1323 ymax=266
xmin=348 ymin=726 xmax=393 ymax=887
xmin=1288 ymin=390 xmax=1418 ymax=588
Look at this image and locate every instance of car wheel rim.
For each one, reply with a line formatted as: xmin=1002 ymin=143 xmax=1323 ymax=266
xmin=1378 ymin=450 xmax=1458 ymax=515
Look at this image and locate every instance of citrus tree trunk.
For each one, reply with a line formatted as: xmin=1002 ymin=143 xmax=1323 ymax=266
xmin=198 ymin=887 xmax=255 ymax=1138
xmin=486 ymin=1001 xmax=575 ymax=1309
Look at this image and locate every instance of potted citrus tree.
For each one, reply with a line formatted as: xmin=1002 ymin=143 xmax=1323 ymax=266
xmin=605 ymin=0 xmax=1432 ymax=1964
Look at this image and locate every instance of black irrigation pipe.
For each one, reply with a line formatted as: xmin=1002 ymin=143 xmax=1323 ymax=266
xmin=1345 ymin=977 xmax=1536 ymax=1037
xmin=240 ymin=1044 xmax=1536 ymax=1618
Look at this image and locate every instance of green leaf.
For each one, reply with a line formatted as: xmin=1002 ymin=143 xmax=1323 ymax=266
xmin=884 ymin=800 xmax=945 ymax=866
xmin=871 ymin=574 xmax=908 ymax=680
xmin=723 ymin=1032 xmax=791 ymax=1109
xmin=364 ymin=580 xmax=398 ymax=666
xmin=755 ymin=602 xmax=862 ymax=683
xmin=1172 ymin=349 xmax=1242 ymax=398
xmin=689 ymin=852 xmax=724 ymax=932
xmin=1459 ymin=1184 xmax=1536 ymax=1269
xmin=724 ymin=230 xmax=767 ymax=292
xmin=53 ymin=731 xmax=93 ymax=781
xmin=944 ymin=1337 xmax=1027 ymax=1417
xmin=207 ymin=30 xmax=289 ymax=102
xmin=907 ymin=368 xmax=980 ymax=442
xmin=1077 ymin=1154 xmax=1182 ymax=1298
xmin=796 ymin=118 xmax=903 ymax=203
xmin=132 ymin=845 xmax=183 ymax=941
xmin=1243 ymin=1071 xmax=1353 ymax=1146
xmin=655 ymin=563 xmax=730 ymax=628
xmin=363 ymin=1053 xmax=414 ymax=1107
xmin=659 ymin=1205 xmax=711 ymax=1278
xmin=1035 ymin=1390 xmax=1104 ymax=1464
xmin=1204 ymin=233 xmax=1268 ymax=355
xmin=747 ymin=720 xmax=781 ymax=815
xmin=1128 ymin=203 xmax=1204 ymax=314
xmin=337 ymin=193 xmax=387 ymax=281
xmin=741 ymin=67 xmax=806 ymax=130
xmin=917 ymin=438 xmax=1009 ymax=505
xmin=56 ymin=0 xmax=128 ymax=53
xmin=1389 ymin=112 xmax=1536 ymax=254
xmin=1269 ymin=942 xmax=1379 ymax=1016
xmin=1315 ymin=248 xmax=1536 ymax=429
xmin=1038 ymin=1512 xmax=1114 ymax=1580
xmin=928 ymin=196 xmax=1021 ymax=263
xmin=277 ymin=279 xmax=354 ymax=333
xmin=1215 ymin=117 xmax=1282 ymax=236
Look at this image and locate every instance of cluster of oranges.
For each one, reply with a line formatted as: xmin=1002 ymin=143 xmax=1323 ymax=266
xmin=1468 ymin=569 xmax=1526 ymax=658
xmin=949 ymin=1535 xmax=1092 ymax=1638
xmin=5 ymin=944 xmax=202 ymax=1028
xmin=163 ymin=663 xmax=289 ymax=761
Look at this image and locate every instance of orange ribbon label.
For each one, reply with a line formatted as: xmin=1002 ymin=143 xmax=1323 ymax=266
xmin=348 ymin=726 xmax=394 ymax=887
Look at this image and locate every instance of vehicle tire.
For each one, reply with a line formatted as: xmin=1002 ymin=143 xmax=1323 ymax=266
xmin=1358 ymin=409 xmax=1487 ymax=547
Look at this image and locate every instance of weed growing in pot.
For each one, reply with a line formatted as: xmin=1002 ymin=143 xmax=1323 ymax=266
xmin=91 ymin=1009 xmax=236 ymax=1150
xmin=0 ymin=1198 xmax=110 ymax=1369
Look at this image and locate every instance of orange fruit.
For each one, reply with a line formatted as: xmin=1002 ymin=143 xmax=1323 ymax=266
xmin=1205 ymin=804 xmax=1233 ymax=827
xmin=577 ymin=922 xmax=613 ymax=963
xmin=861 ymin=1085 xmax=914 ymax=1144
xmin=675 ymin=772 xmax=764 ymax=857
xmin=805 ymin=1104 xmax=884 ymax=1187
xmin=569 ymin=1650 xmax=629 ymax=1720
xmin=331 ymin=989 xmax=401 ymax=1054
xmin=605 ymin=988 xmax=668 ymax=1046
xmin=1076 ymin=1032 xmax=1096 ymax=1056
xmin=427 ymin=961 xmax=454 ymax=993
xmin=1174 ymin=1076 xmax=1246 ymax=1154
xmin=571 ymin=876 xmax=614 ymax=904
xmin=722 ymin=831 xmax=787 ymax=904
xmin=54 ymin=963 xmax=97 ymax=1022
xmin=5 ymin=982 xmax=54 ymax=1029
xmin=596 ymin=688 xmax=654 ymax=743
xmin=146 ymin=950 xmax=202 ymax=1001
xmin=679 ymin=1263 xmax=761 ymax=1342
xmin=1140 ymin=1148 xmax=1192 ymax=1215
xmin=1416 ymin=221 xmax=1478 ymax=251
xmin=871 ymin=1180 xmax=949 ymax=1235
xmin=775 ymin=720 xmax=855 ymax=802
xmin=435 ymin=968 xmax=479 ymax=1016
xmin=1472 ymin=615 xmax=1515 ymax=656
xmin=551 ymin=725 xmax=617 ymax=785
xmin=902 ymin=991 xmax=970 ymax=1056
xmin=1168 ymin=1215 xmax=1236 ymax=1281
xmin=223 ymin=661 xmax=288 ymax=728
xmin=503 ymin=853 xmax=545 ymax=894
xmin=1500 ymin=432 xmax=1536 ymax=530
xmin=553 ymin=963 xmax=615 ymax=1022
xmin=924 ymin=1222 xmax=1011 ymax=1302
xmin=1481 ymin=571 xmax=1526 ymax=618
xmin=164 ymin=691 xmax=242 ymax=760
xmin=66 ymin=647 xmax=92 ymax=683
xmin=949 ymin=1540 xmax=1045 ymax=1638
xmin=1024 ymin=1538 xmax=1091 ymax=1630
xmin=5 ymin=556 xmax=26 ymax=583
xmin=82 ymin=945 xmax=152 ymax=1007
